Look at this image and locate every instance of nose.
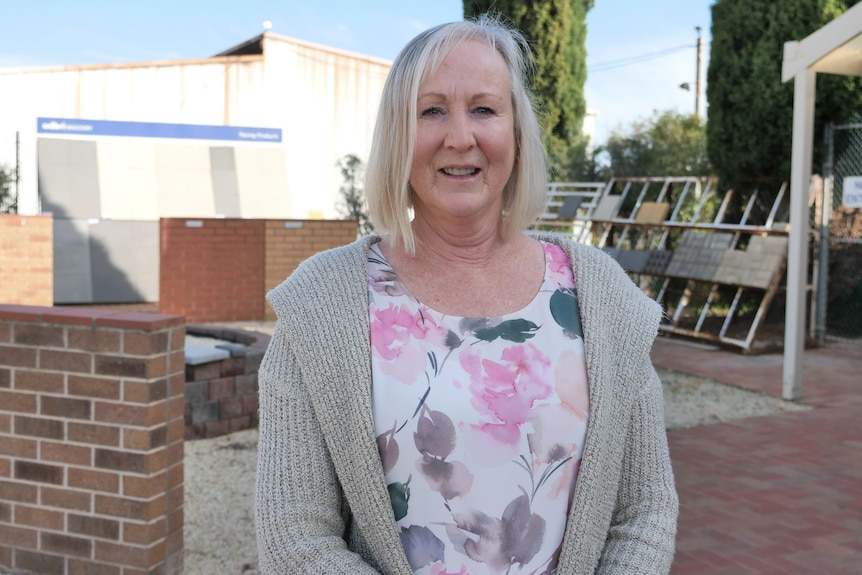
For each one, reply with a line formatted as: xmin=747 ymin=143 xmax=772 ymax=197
xmin=444 ymin=109 xmax=476 ymax=150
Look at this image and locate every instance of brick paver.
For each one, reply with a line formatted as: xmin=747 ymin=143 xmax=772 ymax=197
xmin=652 ymin=337 xmax=862 ymax=574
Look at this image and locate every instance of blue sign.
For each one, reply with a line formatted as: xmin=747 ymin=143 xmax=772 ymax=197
xmin=37 ymin=117 xmax=282 ymax=143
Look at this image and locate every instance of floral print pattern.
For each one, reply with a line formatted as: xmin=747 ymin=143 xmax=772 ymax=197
xmin=369 ymin=242 xmax=590 ymax=574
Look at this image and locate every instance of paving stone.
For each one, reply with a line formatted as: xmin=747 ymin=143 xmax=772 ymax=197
xmin=634 ymin=201 xmax=670 ymax=224
xmin=617 ymin=249 xmax=651 ymax=273
xmin=747 ymin=235 xmax=789 ymax=255
xmin=716 ymin=245 xmax=786 ymax=289
xmin=185 ymin=344 xmax=230 ymax=365
xmin=601 ymin=247 xmax=620 ymax=260
xmin=666 ymin=232 xmax=736 ymax=281
xmin=557 ymin=195 xmax=584 ymax=219
xmin=644 ymin=250 xmax=673 ymax=275
xmin=653 ymin=338 xmax=862 ymax=575
xmin=591 ymin=195 xmax=622 ymax=221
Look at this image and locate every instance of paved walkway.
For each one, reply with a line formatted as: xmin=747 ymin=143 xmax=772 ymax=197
xmin=652 ymin=337 xmax=862 ymax=574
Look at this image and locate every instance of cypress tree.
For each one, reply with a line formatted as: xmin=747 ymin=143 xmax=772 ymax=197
xmin=464 ymin=1 xmax=593 ymax=180
xmin=707 ymin=0 xmax=862 ymax=193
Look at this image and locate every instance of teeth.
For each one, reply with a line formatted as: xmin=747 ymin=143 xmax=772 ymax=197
xmin=443 ymin=167 xmax=477 ymax=176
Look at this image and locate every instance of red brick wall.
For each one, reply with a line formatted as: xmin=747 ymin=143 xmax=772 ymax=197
xmin=0 ymin=215 xmax=53 ymax=307
xmin=0 ymin=304 xmax=185 ymax=575
xmin=160 ymin=218 xmax=357 ymax=323
xmin=264 ymin=220 xmax=358 ymax=321
xmin=159 ymin=219 xmax=265 ymax=323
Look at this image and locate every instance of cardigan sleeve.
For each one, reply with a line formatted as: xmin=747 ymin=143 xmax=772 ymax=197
xmin=597 ymin=363 xmax=679 ymax=574
xmin=255 ymin=321 xmax=382 ymax=575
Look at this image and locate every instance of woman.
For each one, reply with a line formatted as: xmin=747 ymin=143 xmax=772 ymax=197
xmin=256 ymin=15 xmax=678 ymax=575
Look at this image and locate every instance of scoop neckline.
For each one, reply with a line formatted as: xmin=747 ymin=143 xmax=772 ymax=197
xmin=368 ymin=241 xmax=552 ymax=321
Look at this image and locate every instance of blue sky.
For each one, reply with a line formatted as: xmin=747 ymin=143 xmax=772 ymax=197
xmin=1 ymin=0 xmax=715 ymax=144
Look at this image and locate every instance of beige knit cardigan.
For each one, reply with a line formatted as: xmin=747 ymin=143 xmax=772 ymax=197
xmin=256 ymin=234 xmax=678 ymax=574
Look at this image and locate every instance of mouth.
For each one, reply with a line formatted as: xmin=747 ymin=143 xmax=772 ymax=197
xmin=441 ymin=167 xmax=480 ymax=176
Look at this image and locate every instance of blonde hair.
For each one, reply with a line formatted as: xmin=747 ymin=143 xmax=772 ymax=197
xmin=365 ymin=14 xmax=548 ymax=254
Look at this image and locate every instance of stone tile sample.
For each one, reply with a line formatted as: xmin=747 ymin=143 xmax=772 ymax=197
xmin=557 ymin=195 xmax=585 ymax=219
xmin=617 ymin=249 xmax=651 ymax=273
xmin=634 ymin=202 xmax=671 ymax=224
xmin=715 ymin=236 xmax=788 ymax=289
xmin=644 ymin=250 xmax=674 ymax=275
xmin=592 ymin=195 xmax=623 ymax=221
xmin=601 ymin=247 xmax=621 ymax=261
xmin=665 ymin=231 xmax=734 ymax=281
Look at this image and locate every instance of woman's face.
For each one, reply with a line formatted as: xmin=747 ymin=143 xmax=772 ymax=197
xmin=409 ymin=40 xmax=516 ymax=227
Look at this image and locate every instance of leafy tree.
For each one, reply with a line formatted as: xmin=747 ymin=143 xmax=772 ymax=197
xmin=0 ymin=165 xmax=16 ymax=214
xmin=598 ymin=110 xmax=712 ymax=178
xmin=707 ymin=0 xmax=862 ymax=193
xmin=464 ymin=0 xmax=594 ymax=180
xmin=335 ymin=154 xmax=374 ymax=236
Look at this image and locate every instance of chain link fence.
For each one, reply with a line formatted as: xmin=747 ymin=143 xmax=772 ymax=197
xmin=819 ymin=122 xmax=862 ymax=343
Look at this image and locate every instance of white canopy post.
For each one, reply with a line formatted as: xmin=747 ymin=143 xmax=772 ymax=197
xmin=782 ymin=68 xmax=817 ymax=400
xmin=780 ymin=4 xmax=862 ymax=400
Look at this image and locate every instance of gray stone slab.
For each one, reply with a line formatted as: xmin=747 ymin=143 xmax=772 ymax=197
xmin=666 ymin=231 xmax=734 ymax=282
xmin=601 ymin=247 xmax=621 ymax=260
xmin=644 ymin=250 xmax=673 ymax=275
xmin=709 ymin=233 xmax=734 ymax=249
xmin=715 ymin=243 xmax=786 ymax=289
xmin=557 ymin=195 xmax=584 ymax=219
xmin=748 ymin=235 xmax=789 ymax=255
xmin=215 ymin=342 xmax=250 ymax=357
xmin=53 ymin=219 xmax=93 ymax=304
xmin=185 ymin=344 xmax=230 ymax=365
xmin=679 ymin=231 xmax=706 ymax=248
xmin=693 ymin=261 xmax=720 ymax=282
xmin=617 ymin=249 xmax=650 ymax=273
xmin=592 ymin=195 xmax=622 ymax=221
xmin=38 ymin=138 xmax=101 ymax=219
xmin=89 ymin=220 xmax=159 ymax=303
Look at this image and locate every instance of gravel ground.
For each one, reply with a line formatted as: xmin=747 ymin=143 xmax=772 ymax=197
xmin=184 ymin=431 xmax=260 ymax=575
xmin=181 ymin=367 xmax=812 ymax=575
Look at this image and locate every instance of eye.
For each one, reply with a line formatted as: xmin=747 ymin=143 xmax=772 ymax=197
xmin=473 ymin=106 xmax=495 ymax=116
xmin=420 ymin=106 xmax=444 ymax=117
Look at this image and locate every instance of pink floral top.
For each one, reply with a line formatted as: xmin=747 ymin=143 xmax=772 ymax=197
xmin=368 ymin=241 xmax=590 ymax=575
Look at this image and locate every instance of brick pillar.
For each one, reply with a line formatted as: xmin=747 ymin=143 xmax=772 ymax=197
xmin=0 ymin=214 xmax=53 ymax=307
xmin=0 ymin=304 xmax=185 ymax=575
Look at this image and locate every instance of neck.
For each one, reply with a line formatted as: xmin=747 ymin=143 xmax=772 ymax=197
xmin=409 ymin=212 xmax=507 ymax=268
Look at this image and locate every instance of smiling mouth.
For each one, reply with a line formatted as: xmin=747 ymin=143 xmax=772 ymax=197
xmin=441 ymin=167 xmax=479 ymax=176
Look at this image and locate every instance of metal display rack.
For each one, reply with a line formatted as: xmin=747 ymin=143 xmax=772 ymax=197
xmin=533 ymin=177 xmax=795 ymax=351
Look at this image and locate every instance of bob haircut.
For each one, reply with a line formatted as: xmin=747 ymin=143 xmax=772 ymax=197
xmin=365 ymin=14 xmax=548 ymax=254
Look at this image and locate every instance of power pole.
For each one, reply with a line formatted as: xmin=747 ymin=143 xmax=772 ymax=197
xmin=15 ymin=131 xmax=20 ymax=204
xmin=695 ymin=26 xmax=704 ymax=119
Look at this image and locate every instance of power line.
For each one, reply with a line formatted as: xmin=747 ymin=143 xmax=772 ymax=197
xmin=588 ymin=44 xmax=695 ymax=73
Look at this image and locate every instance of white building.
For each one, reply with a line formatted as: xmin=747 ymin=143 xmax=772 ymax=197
xmin=0 ymin=33 xmax=391 ymax=303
